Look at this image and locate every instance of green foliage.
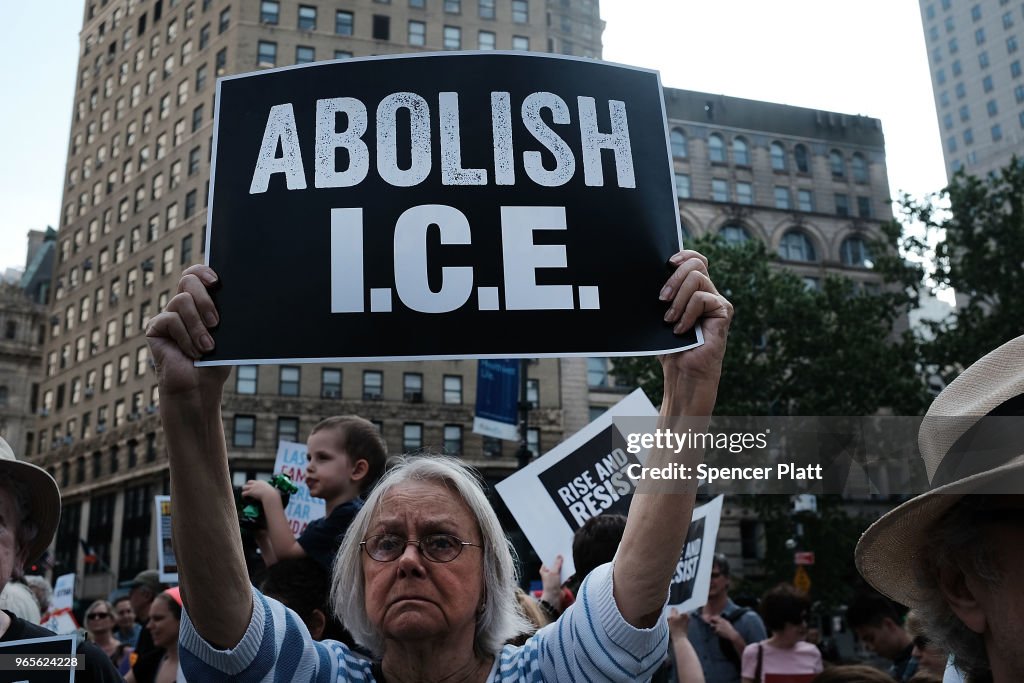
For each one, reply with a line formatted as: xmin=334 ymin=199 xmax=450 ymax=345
xmin=612 ymin=235 xmax=929 ymax=416
xmin=880 ymin=157 xmax=1024 ymax=382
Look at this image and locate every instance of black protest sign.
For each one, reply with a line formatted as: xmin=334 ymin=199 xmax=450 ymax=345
xmin=0 ymin=635 xmax=77 ymax=683
xmin=537 ymin=425 xmax=641 ymax=528
xmin=202 ymin=52 xmax=694 ymax=364
xmin=668 ymin=517 xmax=706 ymax=606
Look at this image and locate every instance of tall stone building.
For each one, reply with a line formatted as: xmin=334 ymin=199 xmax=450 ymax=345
xmin=919 ymin=0 xmax=1024 ymax=179
xmin=34 ymin=0 xmax=604 ymax=599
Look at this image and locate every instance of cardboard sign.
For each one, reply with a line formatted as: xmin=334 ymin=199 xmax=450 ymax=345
xmin=200 ymin=51 xmax=699 ymax=365
xmin=154 ymin=496 xmax=178 ymax=584
xmin=273 ymin=440 xmax=326 ymax=537
xmin=0 ymin=634 xmax=77 ymax=683
xmin=495 ymin=388 xmax=657 ymax=578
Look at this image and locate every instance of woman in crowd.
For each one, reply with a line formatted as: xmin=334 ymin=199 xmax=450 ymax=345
xmin=83 ymin=599 xmax=122 ymax=661
xmin=741 ymin=584 xmax=823 ymax=683
xmin=147 ymin=251 xmax=731 ymax=682
xmin=904 ymin=609 xmax=948 ymax=678
xmin=126 ymin=588 xmax=183 ymax=683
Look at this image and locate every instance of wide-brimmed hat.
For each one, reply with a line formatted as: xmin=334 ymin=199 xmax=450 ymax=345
xmin=0 ymin=437 xmax=62 ymax=564
xmin=855 ymin=334 xmax=1024 ymax=608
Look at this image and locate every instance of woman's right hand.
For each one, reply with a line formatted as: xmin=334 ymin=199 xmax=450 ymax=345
xmin=145 ymin=264 xmax=230 ymax=397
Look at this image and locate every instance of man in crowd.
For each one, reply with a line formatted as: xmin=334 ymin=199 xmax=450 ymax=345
xmin=846 ymin=592 xmax=917 ymax=682
xmin=0 ymin=437 xmax=120 ymax=680
xmin=857 ymin=334 xmax=1024 ymax=683
xmin=687 ymin=553 xmax=767 ymax=683
xmin=113 ymin=594 xmax=141 ymax=648
xmin=127 ymin=568 xmax=166 ymax=658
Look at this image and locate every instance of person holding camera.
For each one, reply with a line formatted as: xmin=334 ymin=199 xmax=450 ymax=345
xmin=241 ymin=416 xmax=387 ymax=572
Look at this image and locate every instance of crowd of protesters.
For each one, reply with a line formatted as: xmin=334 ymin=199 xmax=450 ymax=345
xmin=0 ymin=251 xmax=1017 ymax=683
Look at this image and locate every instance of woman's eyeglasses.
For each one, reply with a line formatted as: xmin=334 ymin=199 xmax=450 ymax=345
xmin=87 ymin=612 xmax=110 ymax=620
xmin=361 ymin=533 xmax=481 ymax=563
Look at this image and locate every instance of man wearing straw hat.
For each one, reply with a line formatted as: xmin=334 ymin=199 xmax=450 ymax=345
xmin=856 ymin=335 xmax=1024 ymax=683
xmin=0 ymin=436 xmax=121 ymax=681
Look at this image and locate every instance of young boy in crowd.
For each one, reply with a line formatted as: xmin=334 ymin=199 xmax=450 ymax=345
xmin=242 ymin=415 xmax=387 ymax=571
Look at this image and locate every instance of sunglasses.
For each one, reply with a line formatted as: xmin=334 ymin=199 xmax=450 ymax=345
xmin=88 ymin=612 xmax=111 ymax=620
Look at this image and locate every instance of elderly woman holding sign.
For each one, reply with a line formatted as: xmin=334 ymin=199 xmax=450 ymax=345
xmin=147 ymin=250 xmax=731 ymax=682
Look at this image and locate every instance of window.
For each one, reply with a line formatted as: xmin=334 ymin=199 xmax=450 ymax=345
xmin=794 ymin=144 xmax=809 ymax=173
xmin=964 ymin=127 xmax=974 ymax=145
xmin=322 ymin=368 xmax=342 ymax=398
xmin=298 ymin=5 xmax=317 ymax=30
xmin=181 ymin=234 xmax=193 ymax=264
xmin=409 ymin=20 xmax=425 ymax=46
xmin=236 ymin=365 xmax=257 ymax=393
xmin=296 ymin=46 xmax=315 ymax=63
xmin=233 ymin=415 xmax=255 ymax=447
xmin=777 ymin=230 xmax=815 ymax=261
xmin=527 ymin=428 xmax=539 ymax=458
xmin=218 ymin=7 xmax=230 ymax=34
xmin=987 ymin=100 xmax=999 ymax=117
xmin=478 ymin=30 xmax=495 ymax=50
xmin=1003 ymin=11 xmax=1014 ymax=29
xmin=443 ymin=375 xmax=462 ymax=404
xmin=403 ymin=372 xmax=424 ymax=402
xmin=773 ymin=186 xmax=790 ymax=209
xmin=402 ymin=423 xmax=423 ymax=451
xmin=189 ymin=146 xmax=201 ymax=176
xmin=196 ymin=64 xmax=208 ymax=91
xmin=953 ymin=59 xmax=962 ymax=76
xmin=527 ymin=378 xmax=539 ymax=408
xmin=976 ymin=27 xmax=986 ymax=45
xmin=511 ymin=35 xmax=529 ymax=50
xmin=834 ymin=193 xmax=850 ymax=216
xmin=736 ymin=181 xmax=753 ymax=205
xmin=443 ymin=425 xmax=462 ymax=455
xmin=511 ymin=0 xmax=528 ymax=22
xmin=857 ymin=196 xmax=872 ymax=218
xmin=708 ymin=133 xmax=725 ymax=162
xmin=479 ymin=0 xmax=495 ymax=19
xmin=483 ymin=436 xmax=502 ymax=457
xmin=199 ymin=24 xmax=210 ymax=50
xmin=936 ymin=68 xmax=946 ymax=85
xmin=711 ymin=179 xmax=728 ymax=202
xmin=956 ymin=82 xmax=967 ymax=99
xmin=410 ymin=0 xmax=425 ymax=6
xmin=1014 ymin=61 xmax=1023 ymax=78
xmin=279 ymin=366 xmax=300 ymax=396
xmin=670 ymin=128 xmax=687 ymax=158
xmin=587 ymin=357 xmax=609 ymax=387
xmin=829 ymin=150 xmax=845 ymax=178
xmin=444 ymin=26 xmax=461 ymax=49
xmin=373 ymin=14 xmax=390 ymax=40
xmin=258 ymin=41 xmax=277 ymax=67
xmin=336 ymin=11 xmax=353 ymax=35
xmin=335 ymin=50 xmax=353 ymax=60
xmin=769 ymin=141 xmax=786 ymax=170
xmin=674 ymin=173 xmax=691 ymax=199
xmin=363 ymin=370 xmax=383 ymax=400
xmin=1008 ymin=36 xmax=1018 ymax=54
xmin=277 ymin=417 xmax=300 ymax=444
xmin=732 ymin=137 xmax=750 ymax=165
xmin=161 ymin=246 xmax=175 ymax=275
xmin=992 ymin=123 xmax=1003 ymax=142
xmin=215 ymin=48 xmax=227 ymax=76
xmin=971 ymin=3 xmax=981 ymax=21
xmin=444 ymin=0 xmax=460 ymax=12
xmin=947 ymin=135 xmax=958 ymax=153
xmin=840 ymin=236 xmax=872 ymax=267
xmin=797 ymin=189 xmax=814 ymax=212
xmin=980 ymin=51 xmax=990 ymax=68
xmin=949 ymin=37 xmax=958 ymax=55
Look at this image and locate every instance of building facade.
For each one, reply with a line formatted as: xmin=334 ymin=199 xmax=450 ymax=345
xmin=920 ymin=0 xmax=1024 ymax=179
xmin=34 ymin=0 xmax=604 ymax=599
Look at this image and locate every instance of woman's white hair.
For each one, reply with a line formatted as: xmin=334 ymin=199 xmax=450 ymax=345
xmin=331 ymin=455 xmax=533 ymax=656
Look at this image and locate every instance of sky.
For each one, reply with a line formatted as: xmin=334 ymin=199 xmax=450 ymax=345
xmin=0 ymin=0 xmax=947 ymax=275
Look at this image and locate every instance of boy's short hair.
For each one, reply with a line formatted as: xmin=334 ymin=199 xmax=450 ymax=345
xmin=310 ymin=416 xmax=387 ymax=494
xmin=759 ymin=583 xmax=810 ymax=633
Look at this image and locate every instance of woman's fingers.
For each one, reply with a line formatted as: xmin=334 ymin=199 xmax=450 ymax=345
xmin=676 ymin=290 xmax=733 ymax=335
xmin=660 ymin=255 xmax=711 ymax=311
xmin=177 ymin=271 xmax=220 ymax=328
xmin=167 ymin=291 xmax=215 ymax=355
xmin=146 ymin=310 xmax=202 ymax=359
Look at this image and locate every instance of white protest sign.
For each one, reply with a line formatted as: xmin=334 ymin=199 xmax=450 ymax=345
xmin=495 ymin=388 xmax=657 ymax=579
xmin=39 ymin=609 xmax=79 ymax=636
xmin=273 ymin=440 xmax=325 ymax=537
xmin=50 ymin=574 xmax=74 ymax=612
xmin=154 ymin=495 xmax=178 ymax=584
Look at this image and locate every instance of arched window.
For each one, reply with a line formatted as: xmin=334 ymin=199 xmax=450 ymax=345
xmin=709 ymin=133 xmax=726 ymax=163
xmin=778 ymin=230 xmax=817 ymax=262
xmin=851 ymin=153 xmax=869 ymax=183
xmin=840 ymin=236 xmax=872 ymax=267
xmin=770 ymin=142 xmax=786 ymax=171
xmin=670 ymin=128 xmax=688 ymax=158
xmin=719 ymin=224 xmax=750 ymax=246
xmin=794 ymin=144 xmax=809 ymax=173
xmin=829 ymin=150 xmax=846 ymax=178
xmin=733 ymin=136 xmax=750 ymax=165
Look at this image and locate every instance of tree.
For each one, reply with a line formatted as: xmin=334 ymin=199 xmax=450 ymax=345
xmin=612 ymin=235 xmax=929 ymax=416
xmin=883 ymin=156 xmax=1024 ymax=383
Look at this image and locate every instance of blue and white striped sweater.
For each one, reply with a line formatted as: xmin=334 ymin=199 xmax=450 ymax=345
xmin=179 ymin=562 xmax=668 ymax=682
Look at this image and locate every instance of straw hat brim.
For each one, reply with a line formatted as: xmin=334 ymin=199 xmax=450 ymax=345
xmin=0 ymin=459 xmax=61 ymax=565
xmin=854 ymin=451 xmax=1024 ymax=609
